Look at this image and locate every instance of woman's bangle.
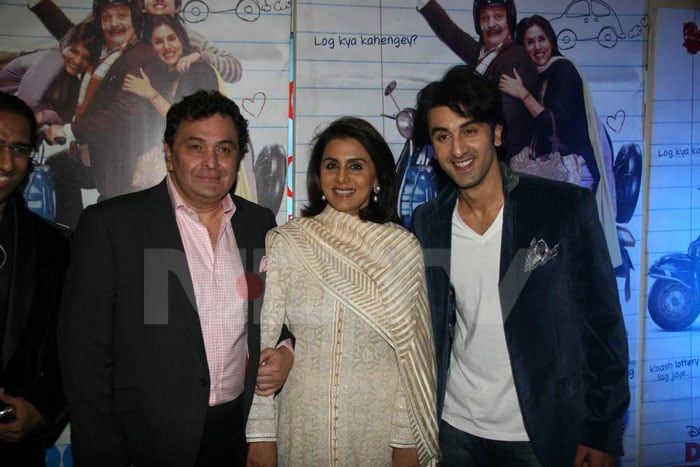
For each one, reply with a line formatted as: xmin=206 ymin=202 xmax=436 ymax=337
xmin=522 ymin=93 xmax=532 ymax=103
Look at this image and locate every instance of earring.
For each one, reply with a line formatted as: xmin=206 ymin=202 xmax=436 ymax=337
xmin=372 ymin=184 xmax=380 ymax=203
xmin=321 ymin=194 xmax=326 ymax=202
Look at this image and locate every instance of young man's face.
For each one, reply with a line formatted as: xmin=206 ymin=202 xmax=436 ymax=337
xmin=100 ymin=4 xmax=136 ymax=50
xmin=427 ymin=105 xmax=502 ymax=192
xmin=165 ymin=113 xmax=240 ymax=211
xmin=0 ymin=111 xmax=32 ymax=215
xmin=479 ymin=5 xmax=510 ymax=50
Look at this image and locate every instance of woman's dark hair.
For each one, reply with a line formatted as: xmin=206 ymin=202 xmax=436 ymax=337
xmin=61 ymin=21 xmax=103 ymax=65
xmin=143 ymin=14 xmax=191 ymax=54
xmin=301 ymin=117 xmax=400 ymax=224
xmin=515 ymin=15 xmax=562 ymax=58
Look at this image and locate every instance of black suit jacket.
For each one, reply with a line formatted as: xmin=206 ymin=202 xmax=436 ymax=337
xmin=0 ymin=195 xmax=69 ymax=458
xmin=412 ymin=165 xmax=629 ymax=466
xmin=71 ymin=42 xmax=167 ymax=200
xmin=58 ymin=180 xmax=276 ymax=467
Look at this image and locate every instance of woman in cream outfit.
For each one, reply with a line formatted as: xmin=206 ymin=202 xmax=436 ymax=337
xmin=246 ymin=118 xmax=439 ymax=466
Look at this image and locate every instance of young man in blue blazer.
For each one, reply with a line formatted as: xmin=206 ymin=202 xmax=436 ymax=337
xmin=411 ymin=66 xmax=629 ymax=467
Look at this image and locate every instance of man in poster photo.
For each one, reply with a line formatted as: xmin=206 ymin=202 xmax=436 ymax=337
xmin=417 ymin=0 xmax=537 ymax=160
xmin=43 ymin=0 xmax=168 ymax=213
xmin=0 ymin=92 xmax=69 ymax=466
xmin=58 ymin=90 xmax=292 ymax=467
xmin=29 ymin=0 xmax=243 ymax=84
xmin=411 ymin=66 xmax=629 ymax=466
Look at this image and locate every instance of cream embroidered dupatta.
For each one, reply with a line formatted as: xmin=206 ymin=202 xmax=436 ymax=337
xmin=247 ymin=207 xmax=439 ymax=465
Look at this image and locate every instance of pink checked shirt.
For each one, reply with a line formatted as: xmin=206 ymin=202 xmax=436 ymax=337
xmin=167 ymin=177 xmax=248 ymax=406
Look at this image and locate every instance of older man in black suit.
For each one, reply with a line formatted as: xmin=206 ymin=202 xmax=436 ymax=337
xmin=0 ymin=92 xmax=69 ymax=466
xmin=58 ymin=91 xmax=292 ymax=467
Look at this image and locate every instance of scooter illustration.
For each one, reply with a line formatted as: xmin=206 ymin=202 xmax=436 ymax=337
xmin=382 ymin=80 xmax=442 ymax=227
xmin=613 ymin=143 xmax=642 ymax=302
xmin=648 ymin=235 xmax=700 ymax=331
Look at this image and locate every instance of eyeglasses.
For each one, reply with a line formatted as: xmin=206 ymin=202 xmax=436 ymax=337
xmin=0 ymin=143 xmax=35 ymax=159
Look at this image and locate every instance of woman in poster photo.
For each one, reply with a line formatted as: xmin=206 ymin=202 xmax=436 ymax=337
xmin=498 ymin=14 xmax=621 ymax=266
xmin=122 ymin=14 xmax=219 ymax=189
xmin=246 ymin=118 xmax=439 ymax=466
xmin=0 ymin=22 xmax=101 ymax=125
xmin=28 ymin=0 xmax=242 ymax=83
xmin=123 ymin=14 xmax=218 ymax=115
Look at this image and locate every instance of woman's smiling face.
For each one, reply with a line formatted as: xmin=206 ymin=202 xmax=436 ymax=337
xmin=523 ymin=24 xmax=552 ymax=67
xmin=61 ymin=41 xmax=92 ymax=76
xmin=151 ymin=24 xmax=183 ymax=68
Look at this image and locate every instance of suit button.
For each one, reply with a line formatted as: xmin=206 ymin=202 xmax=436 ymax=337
xmin=199 ymin=378 xmax=208 ymax=387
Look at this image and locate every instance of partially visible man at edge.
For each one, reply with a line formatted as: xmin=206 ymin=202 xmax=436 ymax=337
xmin=417 ymin=0 xmax=537 ymax=160
xmin=58 ymin=90 xmax=293 ymax=467
xmin=0 ymin=91 xmax=69 ymax=466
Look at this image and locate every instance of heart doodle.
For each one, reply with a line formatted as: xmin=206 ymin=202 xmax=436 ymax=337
xmin=606 ymin=110 xmax=625 ymax=133
xmin=242 ymin=92 xmax=266 ymax=118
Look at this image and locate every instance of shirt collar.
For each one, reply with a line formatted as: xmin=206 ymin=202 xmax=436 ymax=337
xmin=166 ymin=175 xmax=236 ymax=219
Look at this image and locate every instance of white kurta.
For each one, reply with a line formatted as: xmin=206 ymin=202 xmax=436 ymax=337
xmin=246 ymin=207 xmax=439 ymax=466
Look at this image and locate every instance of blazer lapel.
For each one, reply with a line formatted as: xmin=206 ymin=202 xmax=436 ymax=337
xmin=145 ymin=180 xmax=206 ymax=365
xmin=498 ymin=166 xmax=530 ymax=323
xmin=424 ymin=186 xmax=457 ymax=276
xmin=2 ymin=198 xmax=35 ymax=370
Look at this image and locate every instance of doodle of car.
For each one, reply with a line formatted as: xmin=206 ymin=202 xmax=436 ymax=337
xmin=550 ymin=0 xmax=626 ymax=50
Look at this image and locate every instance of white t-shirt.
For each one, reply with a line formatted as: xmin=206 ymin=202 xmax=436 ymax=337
xmin=441 ymin=204 xmax=529 ymax=441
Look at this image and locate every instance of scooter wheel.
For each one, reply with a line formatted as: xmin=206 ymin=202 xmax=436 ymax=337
xmin=648 ymin=279 xmax=697 ymax=331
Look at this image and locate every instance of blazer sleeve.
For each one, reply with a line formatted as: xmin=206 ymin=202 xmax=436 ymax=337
xmin=418 ymin=0 xmax=479 ymax=65
xmin=573 ymin=188 xmax=629 ymax=454
xmin=57 ymin=206 xmax=128 ymax=466
xmin=28 ymin=224 xmax=70 ymax=446
xmin=71 ymin=46 xmax=168 ymax=151
xmin=28 ymin=0 xmax=75 ymax=42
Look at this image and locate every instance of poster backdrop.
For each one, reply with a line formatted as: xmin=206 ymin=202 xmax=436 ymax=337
xmin=0 ymin=0 xmax=290 ymax=464
xmin=294 ymin=1 xmax=644 ymax=462
xmin=4 ymin=0 xmax=700 ymax=465
xmin=643 ymin=5 xmax=700 ymax=466
xmin=1 ymin=0 xmax=291 ymax=227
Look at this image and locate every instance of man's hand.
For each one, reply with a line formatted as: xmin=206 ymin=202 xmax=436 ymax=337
xmin=255 ymin=346 xmax=293 ymax=396
xmin=42 ymin=124 xmax=66 ymax=145
xmin=574 ymin=444 xmax=616 ymax=467
xmin=392 ymin=447 xmax=420 ymax=467
xmin=246 ymin=441 xmax=277 ymax=467
xmin=0 ymin=388 xmax=45 ymax=443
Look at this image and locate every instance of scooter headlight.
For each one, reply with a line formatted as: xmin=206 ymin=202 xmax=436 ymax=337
xmin=396 ymin=109 xmax=415 ymax=139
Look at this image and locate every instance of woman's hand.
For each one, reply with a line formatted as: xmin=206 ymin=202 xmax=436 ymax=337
xmin=392 ymin=447 xmax=420 ymax=467
xmin=176 ymin=52 xmax=202 ymax=75
xmin=246 ymin=441 xmax=277 ymax=467
xmin=123 ymin=67 xmax=158 ymax=101
xmin=499 ymin=67 xmax=529 ymax=101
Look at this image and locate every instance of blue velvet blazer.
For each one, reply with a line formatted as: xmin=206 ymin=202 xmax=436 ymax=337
xmin=412 ymin=164 xmax=629 ymax=466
